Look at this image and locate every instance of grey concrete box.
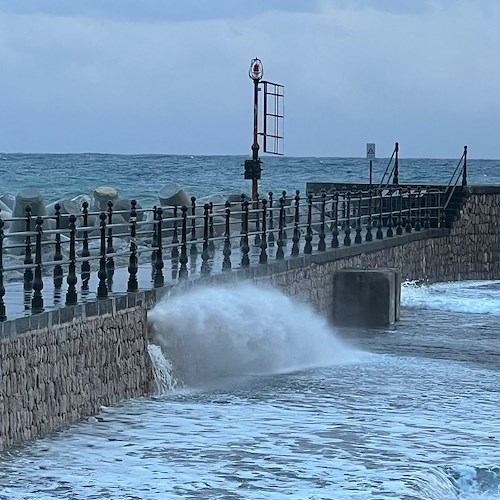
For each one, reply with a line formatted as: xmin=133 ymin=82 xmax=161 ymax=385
xmin=332 ymin=268 xmax=400 ymax=327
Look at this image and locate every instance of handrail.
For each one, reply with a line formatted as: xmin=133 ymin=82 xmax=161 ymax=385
xmin=378 ymin=142 xmax=399 ymax=189
xmin=443 ymin=145 xmax=468 ymax=212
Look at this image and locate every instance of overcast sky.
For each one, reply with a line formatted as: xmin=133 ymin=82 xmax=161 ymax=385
xmin=0 ymin=0 xmax=498 ymax=158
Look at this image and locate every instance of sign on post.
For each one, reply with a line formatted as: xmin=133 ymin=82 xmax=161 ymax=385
xmin=366 ymin=143 xmax=376 ymax=159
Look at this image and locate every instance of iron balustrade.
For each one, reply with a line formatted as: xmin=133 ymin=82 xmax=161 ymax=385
xmin=0 ymin=186 xmax=448 ymax=321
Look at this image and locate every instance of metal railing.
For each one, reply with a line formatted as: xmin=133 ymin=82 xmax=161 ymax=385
xmin=0 ymin=186 xmax=449 ymax=321
xmin=378 ymin=142 xmax=399 ymax=189
xmin=443 ymin=145 xmax=468 ymax=213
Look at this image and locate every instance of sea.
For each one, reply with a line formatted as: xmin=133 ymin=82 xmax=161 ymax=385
xmin=0 ymin=153 xmax=499 ymax=499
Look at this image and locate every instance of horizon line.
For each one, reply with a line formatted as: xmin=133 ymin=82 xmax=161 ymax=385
xmin=1 ymin=151 xmax=497 ymax=161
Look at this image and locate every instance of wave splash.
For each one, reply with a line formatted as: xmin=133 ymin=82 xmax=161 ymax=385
xmin=450 ymin=465 xmax=500 ymax=498
xmin=147 ymin=283 xmax=358 ymax=387
xmin=147 ymin=344 xmax=178 ymax=392
xmin=402 ymin=280 xmax=500 ymax=315
xmin=409 ymin=465 xmax=500 ymax=499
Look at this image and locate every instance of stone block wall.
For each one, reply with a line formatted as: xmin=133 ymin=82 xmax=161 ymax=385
xmin=0 ymin=302 xmax=154 ymax=450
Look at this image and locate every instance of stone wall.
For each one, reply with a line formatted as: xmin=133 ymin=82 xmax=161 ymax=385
xmin=0 ymin=294 xmax=158 ymax=450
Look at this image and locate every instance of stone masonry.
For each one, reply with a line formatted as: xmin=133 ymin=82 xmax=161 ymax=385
xmin=0 ymin=305 xmax=153 ymax=450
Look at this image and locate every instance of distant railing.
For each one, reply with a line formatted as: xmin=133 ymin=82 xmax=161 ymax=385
xmin=378 ymin=142 xmax=399 ymax=189
xmin=443 ymin=145 xmax=468 ymax=212
xmin=0 ymin=186 xmax=449 ymax=321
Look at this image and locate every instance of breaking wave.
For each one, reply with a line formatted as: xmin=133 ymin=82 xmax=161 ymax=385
xmin=147 ymin=283 xmax=359 ymax=387
xmin=402 ymin=280 xmax=500 ymax=315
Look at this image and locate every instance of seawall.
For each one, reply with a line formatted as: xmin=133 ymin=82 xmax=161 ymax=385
xmin=1 ymin=187 xmax=499 ymax=449
xmin=0 ymin=291 xmax=166 ymax=450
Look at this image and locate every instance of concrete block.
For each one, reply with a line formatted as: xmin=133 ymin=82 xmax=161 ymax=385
xmin=332 ymin=268 xmax=400 ymax=327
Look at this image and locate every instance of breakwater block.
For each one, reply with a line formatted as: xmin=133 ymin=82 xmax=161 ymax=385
xmin=332 ymin=269 xmax=401 ymax=327
xmin=9 ymin=188 xmax=48 ymax=235
xmin=158 ymin=182 xmax=190 ymax=207
xmin=93 ymin=186 xmax=119 ymax=211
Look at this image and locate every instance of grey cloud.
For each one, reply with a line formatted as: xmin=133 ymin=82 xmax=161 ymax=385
xmin=0 ymin=0 xmax=321 ymax=21
xmin=0 ymin=1 xmax=499 ymax=158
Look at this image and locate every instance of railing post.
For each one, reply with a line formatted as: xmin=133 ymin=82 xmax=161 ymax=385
xmin=318 ymin=190 xmax=326 ymax=251
xmin=276 ymin=197 xmax=285 ymax=260
xmin=376 ymin=189 xmax=384 ymax=240
xmin=424 ymin=187 xmax=431 ymax=230
xmin=259 ymin=199 xmax=268 ymax=264
xmin=154 ymin=207 xmax=164 ymax=287
xmin=462 ymin=145 xmax=468 ymax=187
xmin=151 ymin=204 xmax=158 ymax=269
xmin=241 ymin=200 xmax=251 ymax=266
xmin=190 ymin=196 xmax=198 ymax=257
xmin=304 ymin=193 xmax=313 ymax=254
xmin=208 ymin=202 xmax=215 ymax=254
xmin=106 ymin=201 xmax=115 ymax=288
xmin=415 ymin=187 xmax=422 ymax=231
xmin=127 ymin=200 xmax=139 ymax=292
xmin=97 ymin=212 xmax=108 ymax=299
xmin=53 ymin=203 xmax=63 ymax=289
xmin=331 ymin=192 xmax=339 ymax=248
xmin=31 ymin=216 xmax=44 ymax=314
xmin=201 ymin=203 xmax=211 ymax=276
xmin=392 ymin=142 xmax=399 ymax=184
xmin=66 ymin=214 xmax=78 ymax=306
xmin=254 ymin=193 xmax=261 ymax=246
xmin=80 ymin=201 xmax=91 ymax=290
xmin=23 ymin=205 xmax=33 ymax=292
xmin=240 ymin=194 xmax=246 ymax=247
xmin=343 ymin=192 xmax=351 ymax=246
xmin=0 ymin=216 xmax=7 ymax=321
xmin=281 ymin=190 xmax=288 ymax=240
xmin=386 ymin=190 xmax=394 ymax=237
xmin=396 ymin=188 xmax=403 ymax=235
xmin=366 ymin=189 xmax=373 ymax=242
xmin=268 ymin=191 xmax=275 ymax=246
xmin=291 ymin=190 xmax=301 ymax=257
xmin=439 ymin=191 xmax=446 ymax=228
xmin=222 ymin=201 xmax=232 ymax=270
xmin=179 ymin=205 xmax=188 ymax=279
xmin=355 ymin=190 xmax=362 ymax=244
xmin=171 ymin=204 xmax=180 ymax=260
xmin=405 ymin=188 xmax=413 ymax=233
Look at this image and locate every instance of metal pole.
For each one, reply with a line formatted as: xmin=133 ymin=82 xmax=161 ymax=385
xmin=369 ymin=160 xmax=373 ymax=189
xmin=393 ymin=142 xmax=399 ymax=184
xmin=248 ymin=58 xmax=263 ymax=205
xmin=462 ymin=145 xmax=468 ymax=187
xmin=252 ymin=78 xmax=259 ymax=202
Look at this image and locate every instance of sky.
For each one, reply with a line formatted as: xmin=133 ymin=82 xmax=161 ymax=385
xmin=0 ymin=0 xmax=499 ymax=158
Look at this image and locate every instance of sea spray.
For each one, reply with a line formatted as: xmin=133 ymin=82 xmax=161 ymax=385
xmin=147 ymin=282 xmax=359 ymax=387
xmin=147 ymin=344 xmax=178 ymax=392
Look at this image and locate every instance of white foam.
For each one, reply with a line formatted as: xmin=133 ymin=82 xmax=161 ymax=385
xmin=147 ymin=344 xmax=178 ymax=392
xmin=451 ymin=465 xmax=500 ymax=498
xmin=401 ymin=280 xmax=500 ymax=315
xmin=147 ymin=282 xmax=359 ymax=387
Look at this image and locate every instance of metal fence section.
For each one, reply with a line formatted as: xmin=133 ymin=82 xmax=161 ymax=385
xmin=0 ymin=185 xmax=450 ymax=321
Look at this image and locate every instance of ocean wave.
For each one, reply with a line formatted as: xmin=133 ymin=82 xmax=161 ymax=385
xmin=401 ymin=280 xmax=500 ymax=315
xmin=147 ymin=282 xmax=360 ymax=387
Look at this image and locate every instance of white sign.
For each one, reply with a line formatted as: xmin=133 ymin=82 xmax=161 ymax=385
xmin=366 ymin=143 xmax=376 ymax=159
